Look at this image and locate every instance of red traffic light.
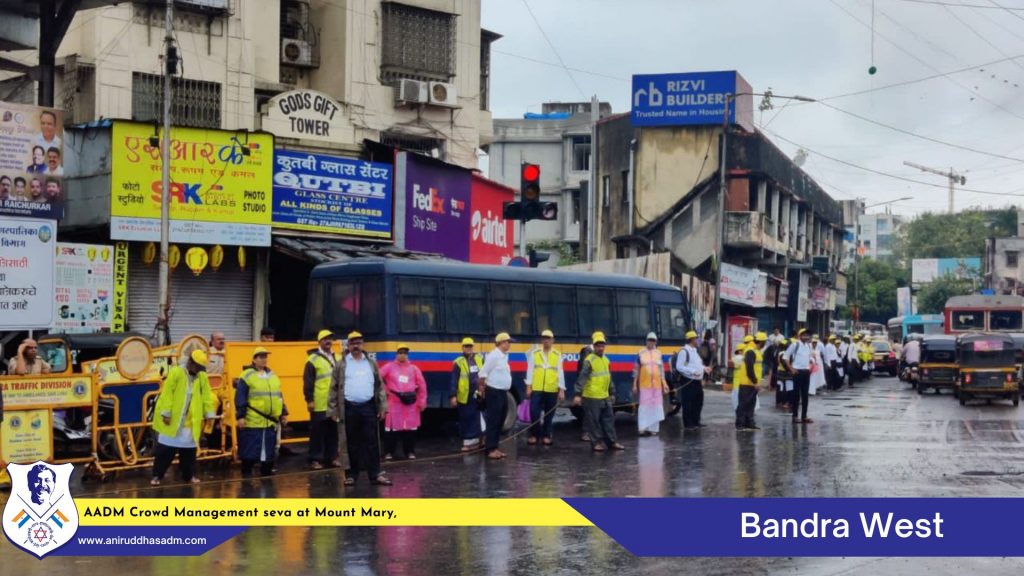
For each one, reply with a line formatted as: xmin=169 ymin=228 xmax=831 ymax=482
xmin=522 ymin=163 xmax=540 ymax=182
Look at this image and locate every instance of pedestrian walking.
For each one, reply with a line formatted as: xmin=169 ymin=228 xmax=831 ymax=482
xmin=480 ymin=333 xmax=514 ymax=460
xmin=328 ymin=331 xmax=392 ymax=487
xmin=573 ymin=332 xmax=624 ymax=452
xmin=839 ymin=336 xmax=851 ymax=387
xmin=846 ymin=334 xmax=861 ymax=386
xmin=633 ymin=332 xmax=668 ymax=436
xmin=450 ymin=337 xmax=485 ymax=452
xmin=151 ymin=350 xmax=216 ymax=486
xmin=675 ymin=331 xmax=709 ymax=430
xmin=736 ymin=332 xmax=766 ymax=431
xmin=526 ymin=329 xmax=565 ymax=446
xmin=304 ymin=330 xmax=340 ymax=470
xmin=381 ymin=344 xmax=427 ymax=460
xmin=824 ymin=336 xmax=840 ymax=391
xmin=235 ymin=347 xmax=287 ymax=477
xmin=784 ymin=329 xmax=814 ymax=424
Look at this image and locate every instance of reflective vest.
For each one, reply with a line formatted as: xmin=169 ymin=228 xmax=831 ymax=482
xmin=582 ymin=354 xmax=612 ymax=400
xmin=241 ymin=368 xmax=284 ymax=429
xmin=858 ymin=343 xmax=873 ymax=363
xmin=637 ymin=348 xmax=665 ymax=390
xmin=530 ymin=348 xmax=562 ymax=393
xmin=736 ymin=347 xmax=764 ymax=387
xmin=453 ymin=353 xmax=484 ymax=404
xmin=731 ymin=347 xmax=746 ymax=387
xmin=308 ymin=351 xmax=338 ymax=412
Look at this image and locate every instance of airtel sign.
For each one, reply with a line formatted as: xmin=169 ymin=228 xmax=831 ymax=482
xmin=468 ymin=175 xmax=514 ymax=265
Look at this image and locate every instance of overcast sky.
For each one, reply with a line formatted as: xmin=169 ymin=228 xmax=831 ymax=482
xmin=482 ymin=0 xmax=1024 ymax=216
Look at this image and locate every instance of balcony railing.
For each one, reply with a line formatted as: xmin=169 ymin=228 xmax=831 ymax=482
xmin=725 ymin=211 xmax=789 ymax=255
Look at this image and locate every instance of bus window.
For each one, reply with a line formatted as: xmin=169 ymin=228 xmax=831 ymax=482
xmin=616 ymin=290 xmax=651 ymax=338
xmin=578 ymin=287 xmax=614 ymax=336
xmin=951 ymin=310 xmax=983 ymax=331
xmin=657 ymin=306 xmax=686 ymax=341
xmin=536 ymin=285 xmax=576 ymax=339
xmin=445 ymin=280 xmax=490 ymax=336
xmin=397 ymin=277 xmax=441 ymax=333
xmin=491 ymin=282 xmax=535 ymax=337
xmin=990 ymin=310 xmax=1023 ymax=331
xmin=308 ymin=277 xmax=383 ymax=336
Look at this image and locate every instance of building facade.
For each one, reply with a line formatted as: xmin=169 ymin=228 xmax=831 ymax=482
xmin=840 ymin=199 xmax=864 ymax=269
xmin=985 ymin=237 xmax=1024 ymax=296
xmin=856 ymin=212 xmax=903 ymax=260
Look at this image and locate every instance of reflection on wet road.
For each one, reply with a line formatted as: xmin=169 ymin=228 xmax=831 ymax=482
xmin=5 ymin=376 xmax=1024 ymax=575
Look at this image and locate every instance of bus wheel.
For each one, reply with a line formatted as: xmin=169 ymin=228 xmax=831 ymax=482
xmin=502 ymin=392 xmax=518 ymax=433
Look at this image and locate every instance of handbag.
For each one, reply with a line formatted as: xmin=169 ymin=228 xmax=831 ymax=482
xmin=396 ymin=391 xmax=418 ymax=405
xmin=517 ymin=400 xmax=531 ymax=424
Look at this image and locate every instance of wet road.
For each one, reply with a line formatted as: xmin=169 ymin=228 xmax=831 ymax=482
xmin=5 ymin=375 xmax=1024 ymax=574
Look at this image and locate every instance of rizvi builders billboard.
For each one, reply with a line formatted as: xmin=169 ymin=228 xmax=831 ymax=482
xmin=631 ymin=71 xmax=753 ymax=131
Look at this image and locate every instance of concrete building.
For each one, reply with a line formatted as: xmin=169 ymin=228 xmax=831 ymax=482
xmin=3 ymin=0 xmax=495 ymax=169
xmin=856 ymin=212 xmax=903 ymax=260
xmin=840 ymin=199 xmax=864 ymax=269
xmin=985 ymin=237 xmax=1024 ymax=296
xmin=489 ymin=101 xmax=612 ymax=253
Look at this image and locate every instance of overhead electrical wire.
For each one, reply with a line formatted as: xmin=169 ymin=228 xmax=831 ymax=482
xmin=519 ymin=0 xmax=587 ymax=100
xmin=890 ymin=0 xmax=1024 ymax=10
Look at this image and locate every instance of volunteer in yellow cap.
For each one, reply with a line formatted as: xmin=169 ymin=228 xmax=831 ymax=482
xmin=675 ymin=328 xmax=709 ymax=429
xmin=823 ymin=334 xmax=840 ymax=391
xmin=304 ymin=329 xmax=340 ymax=470
xmin=573 ymin=331 xmax=624 ymax=452
xmin=151 ymin=347 xmax=216 ymax=486
xmin=236 ymin=347 xmax=287 ymax=478
xmin=527 ymin=329 xmax=565 ymax=446
xmin=480 ymin=332 xmax=515 ymax=459
xmin=451 ymin=337 xmax=484 ymax=451
xmin=782 ymin=327 xmax=815 ymax=425
xmin=736 ymin=331 xmax=768 ymax=431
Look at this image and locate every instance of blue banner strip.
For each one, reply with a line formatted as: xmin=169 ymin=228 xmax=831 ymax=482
xmin=564 ymin=498 xmax=1024 ymax=557
xmin=51 ymin=526 xmax=247 ymax=557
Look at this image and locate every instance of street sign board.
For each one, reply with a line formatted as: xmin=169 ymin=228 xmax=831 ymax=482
xmin=631 ymin=71 xmax=753 ymax=131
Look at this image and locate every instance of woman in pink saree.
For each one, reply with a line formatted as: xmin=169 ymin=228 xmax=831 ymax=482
xmin=633 ymin=332 xmax=669 ymax=435
xmin=381 ymin=344 xmax=427 ymax=460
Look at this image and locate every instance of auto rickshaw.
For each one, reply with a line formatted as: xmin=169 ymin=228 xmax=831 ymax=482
xmin=955 ymin=333 xmax=1019 ymax=407
xmin=1009 ymin=333 xmax=1024 ymax=393
xmin=917 ymin=335 xmax=958 ymax=395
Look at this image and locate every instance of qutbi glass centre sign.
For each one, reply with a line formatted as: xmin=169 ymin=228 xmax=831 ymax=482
xmin=109 ymin=122 xmax=274 ymax=247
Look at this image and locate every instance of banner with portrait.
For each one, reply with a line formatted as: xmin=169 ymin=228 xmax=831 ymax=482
xmin=0 ymin=102 xmax=64 ymax=220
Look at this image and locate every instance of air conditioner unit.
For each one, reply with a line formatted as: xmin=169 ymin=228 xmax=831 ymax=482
xmin=428 ymin=81 xmax=458 ymax=107
xmin=281 ymin=39 xmax=313 ymax=68
xmin=395 ymin=79 xmax=428 ymax=105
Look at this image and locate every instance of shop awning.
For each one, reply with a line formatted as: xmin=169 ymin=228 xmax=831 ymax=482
xmin=272 ymin=237 xmax=447 ymax=264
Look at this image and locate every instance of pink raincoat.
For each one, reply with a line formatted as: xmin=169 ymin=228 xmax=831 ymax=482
xmin=381 ymin=360 xmax=427 ymax=431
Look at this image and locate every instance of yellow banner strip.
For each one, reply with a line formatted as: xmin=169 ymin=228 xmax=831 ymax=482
xmin=75 ymin=498 xmax=593 ymax=527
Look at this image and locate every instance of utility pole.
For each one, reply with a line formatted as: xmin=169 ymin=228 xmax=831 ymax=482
xmin=903 ymin=161 xmax=965 ymax=214
xmin=588 ymin=94 xmax=599 ymax=263
xmin=157 ymin=0 xmax=177 ymax=345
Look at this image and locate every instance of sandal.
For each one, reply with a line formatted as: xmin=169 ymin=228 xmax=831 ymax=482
xmin=610 ymin=443 xmax=626 ymax=451
xmin=542 ymin=438 xmax=553 ymax=446
xmin=189 ymin=477 xmax=201 ymax=484
xmin=309 ymin=461 xmax=324 ymax=470
xmin=487 ymin=451 xmax=503 ymax=460
xmin=407 ymin=454 xmax=416 ymax=460
xmin=460 ymin=446 xmax=472 ymax=453
xmin=527 ymin=437 xmax=538 ymax=445
xmin=372 ymin=475 xmax=393 ymax=486
xmin=150 ymin=478 xmax=161 ymax=486
xmin=343 ymin=477 xmax=356 ymax=487
xmin=592 ymin=444 xmax=606 ymax=452
xmin=384 ymin=453 xmax=394 ymax=461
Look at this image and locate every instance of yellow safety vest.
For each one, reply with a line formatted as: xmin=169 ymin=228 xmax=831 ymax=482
xmin=530 ymin=348 xmax=562 ymax=393
xmin=731 ymin=347 xmax=746 ymax=387
xmin=241 ymin=368 xmax=284 ymax=429
xmin=453 ymin=354 xmax=484 ymax=404
xmin=308 ymin=352 xmax=338 ymax=412
xmin=736 ymin=347 xmax=764 ymax=387
xmin=582 ymin=354 xmax=612 ymax=400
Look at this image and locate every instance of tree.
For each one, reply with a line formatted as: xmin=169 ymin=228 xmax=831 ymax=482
xmin=916 ymin=272 xmax=978 ymax=314
xmin=839 ymin=259 xmax=910 ymax=323
xmin=896 ymin=208 xmax=1017 ymax=261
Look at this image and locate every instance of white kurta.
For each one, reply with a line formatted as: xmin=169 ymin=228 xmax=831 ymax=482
xmin=809 ymin=346 xmax=826 ymax=395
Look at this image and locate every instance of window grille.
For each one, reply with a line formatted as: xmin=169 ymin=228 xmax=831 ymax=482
xmin=381 ymin=2 xmax=456 ymax=83
xmin=132 ymin=72 xmax=221 ymax=129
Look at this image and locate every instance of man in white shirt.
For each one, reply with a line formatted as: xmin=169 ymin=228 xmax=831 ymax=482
xmin=902 ymin=337 xmax=921 ymax=367
xmin=784 ymin=329 xmax=814 ymax=424
xmin=824 ymin=336 xmax=840 ymax=391
xmin=328 ymin=331 xmax=391 ymax=486
xmin=675 ymin=330 xmax=709 ymax=430
xmin=35 ymin=110 xmax=62 ymax=151
xmin=479 ymin=332 xmax=513 ymax=460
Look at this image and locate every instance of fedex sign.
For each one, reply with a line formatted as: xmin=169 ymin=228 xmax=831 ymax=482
xmin=403 ymin=154 xmax=471 ymax=260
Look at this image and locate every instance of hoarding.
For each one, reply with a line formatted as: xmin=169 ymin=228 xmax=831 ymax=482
xmin=0 ymin=216 xmax=56 ymax=329
xmin=110 ymin=121 xmax=274 ymax=246
xmin=53 ymin=243 xmax=125 ymax=333
xmin=468 ymin=174 xmax=514 ymax=265
xmin=262 ymin=90 xmax=350 ymax=144
xmin=272 ymin=150 xmax=392 ymax=238
xmin=720 ymin=263 xmax=768 ymax=307
xmin=631 ymin=71 xmax=753 ymax=130
xmin=911 ymin=257 xmax=981 ymax=285
xmin=402 ymin=153 xmax=472 ymax=260
xmin=0 ymin=101 xmax=64 ymax=220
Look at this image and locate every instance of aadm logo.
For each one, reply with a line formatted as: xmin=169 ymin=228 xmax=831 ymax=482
xmin=3 ymin=462 xmax=79 ymax=558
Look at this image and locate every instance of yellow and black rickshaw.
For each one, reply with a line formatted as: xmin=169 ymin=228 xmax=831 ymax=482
xmin=917 ymin=334 xmax=958 ymax=395
xmin=955 ymin=333 xmax=1019 ymax=407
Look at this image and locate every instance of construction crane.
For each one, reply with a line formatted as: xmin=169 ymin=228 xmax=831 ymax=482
xmin=903 ymin=161 xmax=966 ymax=214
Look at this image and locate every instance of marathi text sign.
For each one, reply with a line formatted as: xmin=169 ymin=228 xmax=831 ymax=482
xmin=0 ymin=217 xmax=56 ymax=329
xmin=53 ymin=243 xmax=120 ymax=333
xmin=0 ymin=375 xmax=93 ymax=408
xmin=110 ymin=122 xmax=273 ymax=246
xmin=0 ymin=101 xmax=64 ymax=220
xmin=272 ymin=150 xmax=392 ymax=238
xmin=1 ymin=408 xmax=52 ymax=463
xmin=720 ymin=263 xmax=768 ymax=307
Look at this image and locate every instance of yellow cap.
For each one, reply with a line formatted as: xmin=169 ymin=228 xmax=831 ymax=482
xmin=317 ymin=329 xmax=333 ymax=341
xmin=190 ymin=349 xmax=208 ymax=367
xmin=755 ymin=331 xmax=768 ymax=342
xmin=779 ymin=338 xmax=789 ymax=346
xmin=396 ymin=343 xmax=410 ymax=352
xmin=812 ymin=335 xmax=821 ymax=342
xmin=495 ymin=332 xmax=512 ymax=344
xmin=592 ymin=331 xmax=607 ymax=345
xmin=461 ymin=337 xmax=475 ymax=346
xmin=854 ymin=334 xmax=862 ymax=341
xmin=798 ymin=328 xmax=808 ymax=336
xmin=252 ymin=347 xmax=271 ymax=357
xmin=685 ymin=330 xmax=698 ymax=340
xmin=743 ymin=335 xmax=754 ymax=344
xmin=541 ymin=329 xmax=554 ymax=338
xmin=347 ymin=331 xmax=363 ymax=341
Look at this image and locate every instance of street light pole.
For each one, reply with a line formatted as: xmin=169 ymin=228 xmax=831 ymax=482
xmin=157 ymin=0 xmax=175 ymax=345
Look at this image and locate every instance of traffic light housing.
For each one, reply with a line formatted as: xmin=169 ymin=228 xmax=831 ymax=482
xmin=502 ymin=162 xmax=558 ymax=221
